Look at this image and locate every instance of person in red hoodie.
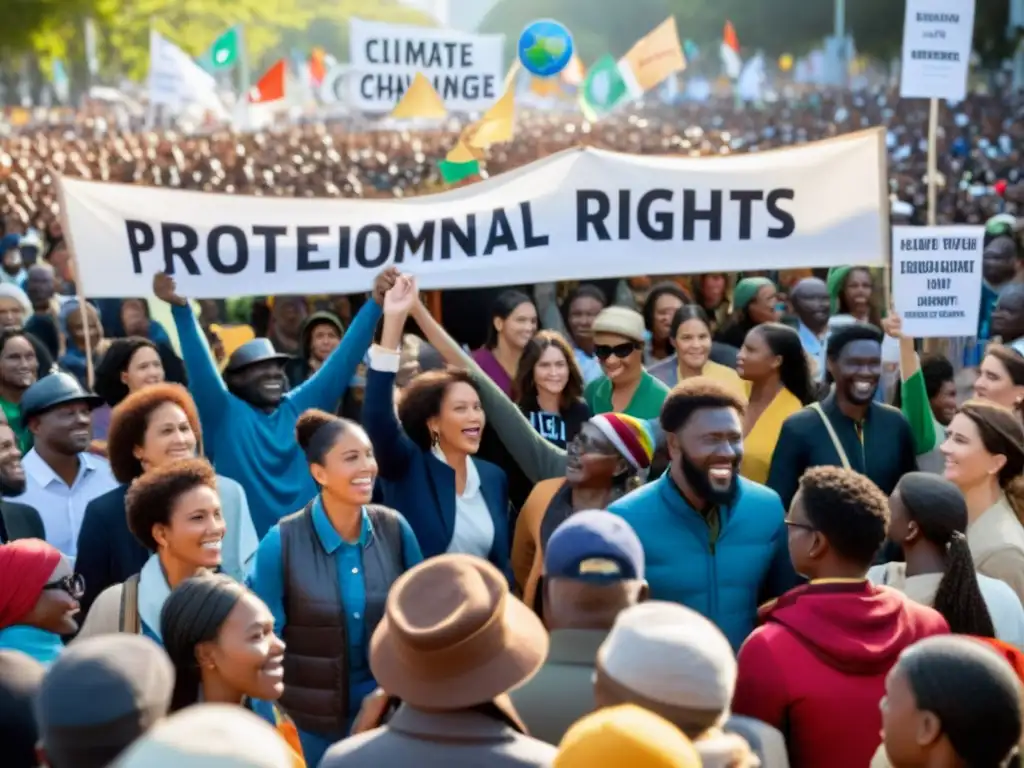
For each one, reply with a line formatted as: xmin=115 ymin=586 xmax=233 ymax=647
xmin=732 ymin=466 xmax=950 ymax=768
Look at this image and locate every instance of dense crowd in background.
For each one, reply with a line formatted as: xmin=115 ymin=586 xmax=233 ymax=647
xmin=1 ymin=87 xmax=1024 ymax=768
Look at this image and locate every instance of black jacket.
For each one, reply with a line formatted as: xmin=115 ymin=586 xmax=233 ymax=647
xmin=74 ymin=484 xmax=148 ymax=619
xmin=0 ymin=500 xmax=45 ymax=542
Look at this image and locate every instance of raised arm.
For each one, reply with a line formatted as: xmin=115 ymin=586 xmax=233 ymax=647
xmin=410 ymin=299 xmax=567 ymax=483
xmin=882 ymin=312 xmax=935 ymax=456
xmin=361 ymin=277 xmax=419 ymax=480
xmin=153 ymin=273 xmax=229 ymax=429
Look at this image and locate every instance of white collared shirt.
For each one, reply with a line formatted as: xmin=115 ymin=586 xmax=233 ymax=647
xmin=432 ymin=444 xmax=495 ymax=559
xmin=9 ymin=449 xmax=118 ymax=559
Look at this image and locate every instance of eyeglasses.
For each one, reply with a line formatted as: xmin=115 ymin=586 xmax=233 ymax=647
xmin=44 ymin=574 xmax=85 ymax=600
xmin=594 ymin=342 xmax=641 ymax=361
xmin=784 ymin=520 xmax=816 ymax=533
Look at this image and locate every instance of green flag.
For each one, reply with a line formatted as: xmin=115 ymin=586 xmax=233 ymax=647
xmin=579 ymin=54 xmax=628 ymax=121
xmin=201 ymin=26 xmax=240 ymax=72
xmin=438 ymin=158 xmax=480 ymax=184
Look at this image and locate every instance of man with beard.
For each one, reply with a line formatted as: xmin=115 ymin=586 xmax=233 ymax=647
xmin=991 ymin=282 xmax=1024 ymax=352
xmin=790 ymin=277 xmax=831 ymax=382
xmin=609 ymin=377 xmax=796 ymax=651
xmin=153 ymin=268 xmax=396 ymax=537
xmin=0 ymin=419 xmax=44 ymax=541
xmin=6 ymin=373 xmax=117 ymax=557
xmin=767 ymin=324 xmax=918 ymax=512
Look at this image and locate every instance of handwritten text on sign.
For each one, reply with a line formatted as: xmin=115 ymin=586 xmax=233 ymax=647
xmin=892 ymin=225 xmax=983 ymax=338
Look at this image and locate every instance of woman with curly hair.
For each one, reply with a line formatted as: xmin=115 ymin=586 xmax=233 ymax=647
xmin=362 ymin=277 xmax=510 ymax=576
xmin=74 ymin=384 xmax=257 ymax=620
xmin=869 ymin=472 xmax=1024 ymax=647
xmin=160 ymin=573 xmax=305 ymax=765
xmin=92 ymin=336 xmax=187 ymax=410
xmin=76 ymin=457 xmax=226 ymax=642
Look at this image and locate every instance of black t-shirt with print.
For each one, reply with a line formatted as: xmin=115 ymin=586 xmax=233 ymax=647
xmin=520 ymin=399 xmax=591 ymax=450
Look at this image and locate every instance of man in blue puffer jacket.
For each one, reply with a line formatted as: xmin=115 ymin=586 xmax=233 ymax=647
xmin=610 ymin=377 xmax=798 ymax=651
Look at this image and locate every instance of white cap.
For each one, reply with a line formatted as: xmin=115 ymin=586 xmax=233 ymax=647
xmin=597 ymin=601 xmax=737 ymax=715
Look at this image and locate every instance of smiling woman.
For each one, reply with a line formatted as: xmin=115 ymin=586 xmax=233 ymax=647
xmin=0 ymin=329 xmax=42 ymax=452
xmin=160 ymin=573 xmax=305 ymax=765
xmin=76 ymin=457 xmax=226 ymax=644
xmin=74 ymin=384 xmax=258 ymax=620
xmin=247 ymin=408 xmax=422 ymax=765
xmin=512 ymin=331 xmax=590 ymax=450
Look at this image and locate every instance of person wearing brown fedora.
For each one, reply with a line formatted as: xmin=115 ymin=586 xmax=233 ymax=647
xmin=319 ymin=554 xmax=557 ymax=768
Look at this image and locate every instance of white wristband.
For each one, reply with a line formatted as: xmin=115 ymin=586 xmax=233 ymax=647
xmin=368 ymin=345 xmax=401 ymax=373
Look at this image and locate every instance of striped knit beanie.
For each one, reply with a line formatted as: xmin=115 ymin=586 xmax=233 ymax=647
xmin=590 ymin=413 xmax=655 ymax=471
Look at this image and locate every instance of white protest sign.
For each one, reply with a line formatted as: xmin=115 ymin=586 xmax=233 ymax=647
xmin=60 ymin=130 xmax=889 ymax=300
xmin=899 ymin=0 xmax=976 ymax=101
xmin=892 ymin=225 xmax=983 ymax=338
xmin=348 ymin=19 xmax=504 ymax=113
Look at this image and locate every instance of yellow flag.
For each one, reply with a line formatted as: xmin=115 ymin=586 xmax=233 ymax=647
xmin=445 ymin=140 xmax=478 ymax=164
xmin=389 ymin=73 xmax=446 ymax=119
xmin=530 ymin=76 xmax=562 ymax=97
xmin=466 ymin=85 xmax=515 ymax=148
xmin=621 ymin=16 xmax=686 ymax=96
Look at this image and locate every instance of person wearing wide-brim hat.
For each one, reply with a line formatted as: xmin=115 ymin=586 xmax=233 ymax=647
xmin=319 ymin=554 xmax=557 ymax=768
xmin=7 ymin=372 xmax=118 ymax=558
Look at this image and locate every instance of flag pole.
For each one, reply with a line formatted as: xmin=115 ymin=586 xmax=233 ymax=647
xmin=146 ymin=22 xmax=157 ymax=130
xmin=238 ymin=24 xmax=251 ymax=98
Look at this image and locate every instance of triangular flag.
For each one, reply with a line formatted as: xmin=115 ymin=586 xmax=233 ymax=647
xmin=447 ymin=141 xmax=478 ymax=164
xmin=201 ymin=26 xmax=241 ymax=72
xmin=249 ymin=59 xmax=286 ymax=103
xmin=561 ymin=54 xmax=585 ymax=86
xmin=390 ymin=72 xmax=447 ymax=119
xmin=619 ymin=17 xmax=686 ymax=98
xmin=466 ymin=84 xmax=515 ymax=148
xmin=721 ymin=21 xmax=742 ymax=80
xmin=309 ymin=48 xmax=327 ymax=86
xmin=579 ymin=54 xmax=629 ymax=121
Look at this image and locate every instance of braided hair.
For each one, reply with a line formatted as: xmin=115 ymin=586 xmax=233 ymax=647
xmin=160 ymin=572 xmax=247 ymax=713
xmin=897 ymin=473 xmax=996 ymax=638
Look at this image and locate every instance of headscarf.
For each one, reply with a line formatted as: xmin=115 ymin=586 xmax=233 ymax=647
xmin=826 ymin=266 xmax=854 ymax=314
xmin=731 ymin=277 xmax=774 ymax=313
xmin=0 ymin=539 xmax=62 ymax=629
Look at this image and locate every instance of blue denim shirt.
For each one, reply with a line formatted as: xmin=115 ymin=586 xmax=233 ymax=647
xmin=248 ymin=497 xmax=423 ymax=763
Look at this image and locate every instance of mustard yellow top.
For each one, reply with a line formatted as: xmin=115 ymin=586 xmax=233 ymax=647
xmin=740 ymin=384 xmax=804 ymax=485
xmin=699 ymin=360 xmax=747 ymax=399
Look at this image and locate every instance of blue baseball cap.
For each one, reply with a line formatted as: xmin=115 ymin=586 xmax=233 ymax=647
xmin=544 ymin=510 xmax=645 ymax=583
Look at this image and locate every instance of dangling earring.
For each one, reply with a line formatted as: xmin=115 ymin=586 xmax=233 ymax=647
xmin=431 ymin=431 xmax=440 ymax=447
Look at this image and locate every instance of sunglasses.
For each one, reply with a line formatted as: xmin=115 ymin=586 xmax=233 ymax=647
xmin=594 ymin=342 xmax=641 ymax=361
xmin=44 ymin=574 xmax=85 ymax=600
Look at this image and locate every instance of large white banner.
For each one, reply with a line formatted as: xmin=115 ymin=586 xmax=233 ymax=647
xmin=348 ymin=18 xmax=504 ymax=113
xmin=60 ymin=129 xmax=889 ymax=300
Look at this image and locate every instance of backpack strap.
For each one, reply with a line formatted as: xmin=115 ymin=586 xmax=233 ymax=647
xmin=365 ymin=505 xmax=404 ymax=566
xmin=809 ymin=402 xmax=852 ymax=471
xmin=119 ymin=573 xmax=141 ymax=634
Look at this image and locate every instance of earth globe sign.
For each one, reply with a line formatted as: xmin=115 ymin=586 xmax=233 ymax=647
xmin=517 ymin=19 xmax=574 ymax=77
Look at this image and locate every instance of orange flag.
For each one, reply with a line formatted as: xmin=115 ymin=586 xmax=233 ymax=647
xmin=309 ymin=48 xmax=326 ymax=86
xmin=249 ymin=60 xmax=286 ymax=103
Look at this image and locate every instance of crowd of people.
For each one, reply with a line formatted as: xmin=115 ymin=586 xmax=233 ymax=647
xmin=1 ymin=89 xmax=1024 ymax=768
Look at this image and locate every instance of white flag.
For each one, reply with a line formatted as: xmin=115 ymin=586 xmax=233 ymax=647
xmin=737 ymin=54 xmax=765 ymax=102
xmin=148 ymin=30 xmax=227 ymax=118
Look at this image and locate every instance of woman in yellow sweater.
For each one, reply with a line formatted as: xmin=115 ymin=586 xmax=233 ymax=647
xmin=736 ymin=323 xmax=816 ymax=484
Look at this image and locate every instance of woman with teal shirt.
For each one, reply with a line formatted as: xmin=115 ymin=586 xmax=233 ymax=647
xmin=248 ymin=408 xmax=422 ymax=767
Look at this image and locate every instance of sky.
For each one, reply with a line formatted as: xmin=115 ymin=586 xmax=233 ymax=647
xmin=397 ymin=0 xmax=501 ymax=32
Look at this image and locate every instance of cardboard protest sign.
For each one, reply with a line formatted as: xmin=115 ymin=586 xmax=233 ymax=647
xmin=899 ymin=0 xmax=976 ymax=101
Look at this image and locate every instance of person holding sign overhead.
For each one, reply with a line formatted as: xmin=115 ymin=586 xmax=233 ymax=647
xmin=151 ymin=269 xmax=396 ymax=538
